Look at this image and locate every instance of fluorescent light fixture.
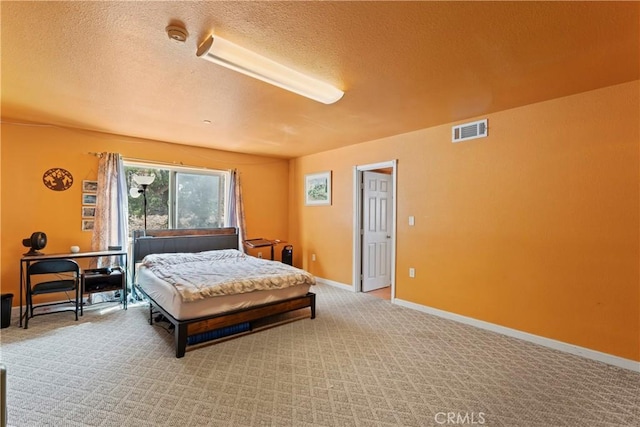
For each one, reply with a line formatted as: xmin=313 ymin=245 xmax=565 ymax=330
xmin=196 ymin=35 xmax=344 ymax=104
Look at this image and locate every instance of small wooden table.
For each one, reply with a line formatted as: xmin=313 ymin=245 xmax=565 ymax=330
xmin=244 ymin=238 xmax=279 ymax=260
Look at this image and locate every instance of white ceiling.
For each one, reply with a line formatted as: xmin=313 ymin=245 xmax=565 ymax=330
xmin=2 ymin=1 xmax=638 ymax=159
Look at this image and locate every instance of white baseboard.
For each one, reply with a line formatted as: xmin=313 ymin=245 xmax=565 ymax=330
xmin=315 ymin=277 xmax=355 ymax=291
xmin=10 ymin=282 xmax=637 ymax=372
xmin=394 ymin=298 xmax=639 ymax=373
xmin=10 ymin=306 xmax=21 ymax=318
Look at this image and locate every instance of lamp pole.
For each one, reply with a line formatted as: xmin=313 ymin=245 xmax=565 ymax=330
xmin=141 ymin=184 xmax=149 ymax=230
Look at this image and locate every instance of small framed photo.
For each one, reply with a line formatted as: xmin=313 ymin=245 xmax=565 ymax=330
xmin=81 ymin=219 xmax=95 ymax=231
xmin=82 ymin=193 xmax=97 ymax=205
xmin=305 ymin=171 xmax=332 ymax=206
xmin=82 ymin=206 xmax=96 ymax=218
xmin=82 ymin=180 xmax=98 ymax=192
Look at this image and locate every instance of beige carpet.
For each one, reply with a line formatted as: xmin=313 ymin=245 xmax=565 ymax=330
xmin=0 ymin=283 xmax=638 ymax=426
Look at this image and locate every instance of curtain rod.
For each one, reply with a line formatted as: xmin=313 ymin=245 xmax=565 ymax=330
xmin=88 ymin=152 xmax=232 ymax=172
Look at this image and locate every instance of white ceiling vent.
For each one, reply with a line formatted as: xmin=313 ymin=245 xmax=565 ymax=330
xmin=452 ymin=119 xmax=488 ymax=143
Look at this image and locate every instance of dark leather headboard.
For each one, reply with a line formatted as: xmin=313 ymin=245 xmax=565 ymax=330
xmin=132 ymin=228 xmax=239 ymax=262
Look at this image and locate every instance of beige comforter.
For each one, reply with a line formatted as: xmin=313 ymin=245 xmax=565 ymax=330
xmin=141 ymin=249 xmax=315 ymax=302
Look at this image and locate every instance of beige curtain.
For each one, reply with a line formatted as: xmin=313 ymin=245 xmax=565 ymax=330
xmin=228 ymin=169 xmax=247 ymax=252
xmin=91 ymin=153 xmax=129 ymax=267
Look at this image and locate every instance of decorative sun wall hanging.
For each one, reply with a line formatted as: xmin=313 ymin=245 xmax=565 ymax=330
xmin=42 ymin=168 xmax=74 ymax=191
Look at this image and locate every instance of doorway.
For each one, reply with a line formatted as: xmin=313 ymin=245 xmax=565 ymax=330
xmin=352 ymin=160 xmax=397 ymax=301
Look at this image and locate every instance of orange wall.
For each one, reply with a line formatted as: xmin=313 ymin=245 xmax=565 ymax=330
xmin=0 ymin=125 xmax=290 ymax=302
xmin=290 ymin=81 xmax=639 ymax=361
xmin=2 ymin=82 xmax=637 ymax=362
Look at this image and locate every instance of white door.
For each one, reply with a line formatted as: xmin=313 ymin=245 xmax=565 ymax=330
xmin=362 ymin=171 xmax=392 ymax=292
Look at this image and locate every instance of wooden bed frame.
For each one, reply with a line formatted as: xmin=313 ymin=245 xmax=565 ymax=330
xmin=132 ymin=228 xmax=316 ymax=358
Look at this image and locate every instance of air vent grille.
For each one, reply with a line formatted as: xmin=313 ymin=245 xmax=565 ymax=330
xmin=452 ymin=119 xmax=488 ymax=143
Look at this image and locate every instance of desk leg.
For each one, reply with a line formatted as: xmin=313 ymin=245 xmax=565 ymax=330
xmin=122 ymin=258 xmax=128 ymax=310
xmin=80 ymin=276 xmax=84 ymax=317
xmin=270 ymin=245 xmax=274 ymax=261
xmin=122 ymin=283 xmax=127 ymax=310
xmin=19 ymin=262 xmax=24 ymax=327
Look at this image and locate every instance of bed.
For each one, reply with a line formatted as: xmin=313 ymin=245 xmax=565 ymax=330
xmin=132 ymin=228 xmax=316 ymax=357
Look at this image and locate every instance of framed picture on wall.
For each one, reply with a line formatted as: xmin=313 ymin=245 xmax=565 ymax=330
xmin=82 ymin=180 xmax=98 ymax=192
xmin=82 ymin=193 xmax=97 ymax=205
xmin=82 ymin=206 xmax=96 ymax=218
xmin=305 ymin=171 xmax=331 ymax=206
xmin=81 ymin=219 xmax=95 ymax=231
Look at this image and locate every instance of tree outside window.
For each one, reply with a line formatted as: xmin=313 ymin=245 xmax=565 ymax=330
xmin=125 ymin=164 xmax=227 ymax=235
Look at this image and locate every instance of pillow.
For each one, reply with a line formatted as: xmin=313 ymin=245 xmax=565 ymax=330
xmin=142 ymin=249 xmax=245 ymax=267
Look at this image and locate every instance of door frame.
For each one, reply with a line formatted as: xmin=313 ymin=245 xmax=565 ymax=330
xmin=352 ymin=160 xmax=397 ymax=300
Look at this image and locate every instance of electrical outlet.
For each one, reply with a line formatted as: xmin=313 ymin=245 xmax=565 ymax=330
xmin=409 ymin=268 xmax=415 ymax=278
xmin=312 ymin=254 xmax=316 ymax=261
xmin=257 ymin=252 xmax=263 ymax=258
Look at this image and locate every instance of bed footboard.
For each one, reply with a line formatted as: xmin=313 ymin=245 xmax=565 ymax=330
xmin=137 ymin=285 xmax=316 ymax=358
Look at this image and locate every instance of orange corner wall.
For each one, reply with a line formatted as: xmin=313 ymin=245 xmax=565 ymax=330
xmin=290 ymin=81 xmax=639 ymax=362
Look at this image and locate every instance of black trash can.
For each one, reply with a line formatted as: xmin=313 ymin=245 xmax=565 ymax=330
xmin=281 ymin=245 xmax=293 ymax=266
xmin=1 ymin=293 xmax=13 ymax=329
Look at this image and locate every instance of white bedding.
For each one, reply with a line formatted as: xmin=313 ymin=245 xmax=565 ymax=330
xmin=140 ymin=249 xmax=315 ymax=302
xmin=137 ymin=266 xmax=311 ymax=320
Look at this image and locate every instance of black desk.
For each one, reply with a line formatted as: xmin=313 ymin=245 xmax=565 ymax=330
xmin=19 ymin=250 xmax=128 ymax=327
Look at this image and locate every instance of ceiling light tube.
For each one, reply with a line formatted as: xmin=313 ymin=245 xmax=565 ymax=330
xmin=196 ymin=35 xmax=344 ymax=104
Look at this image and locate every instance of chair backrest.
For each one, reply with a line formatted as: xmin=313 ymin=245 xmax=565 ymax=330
xmin=28 ymin=259 xmax=80 ymax=276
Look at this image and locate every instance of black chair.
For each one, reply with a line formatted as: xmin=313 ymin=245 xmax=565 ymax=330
xmin=25 ymin=259 xmax=80 ymax=329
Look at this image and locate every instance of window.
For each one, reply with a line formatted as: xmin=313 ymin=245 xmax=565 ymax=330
xmin=125 ymin=163 xmax=229 ymax=234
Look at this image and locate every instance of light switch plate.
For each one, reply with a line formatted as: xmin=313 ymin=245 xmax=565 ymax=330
xmin=409 ymin=216 xmax=415 ymax=226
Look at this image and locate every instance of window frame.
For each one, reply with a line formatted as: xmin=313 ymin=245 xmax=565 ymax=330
xmin=124 ymin=161 xmax=231 ymax=230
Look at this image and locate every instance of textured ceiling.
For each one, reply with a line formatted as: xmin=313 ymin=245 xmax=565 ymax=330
xmin=1 ymin=1 xmax=638 ymax=159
